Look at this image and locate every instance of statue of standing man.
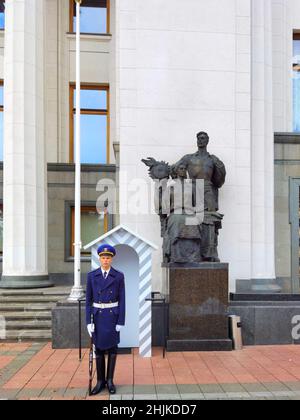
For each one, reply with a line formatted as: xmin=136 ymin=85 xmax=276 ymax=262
xmin=142 ymin=132 xmax=226 ymax=264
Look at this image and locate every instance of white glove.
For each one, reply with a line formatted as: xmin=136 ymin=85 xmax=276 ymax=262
xmin=116 ymin=325 xmax=123 ymax=332
xmin=87 ymin=324 xmax=95 ymax=337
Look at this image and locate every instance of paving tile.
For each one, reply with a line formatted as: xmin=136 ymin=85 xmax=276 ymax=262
xmin=204 ymin=393 xmax=228 ymax=400
xmin=0 ymin=357 xmax=15 ymax=369
xmin=271 ymin=391 xmax=296 ymax=397
xmin=39 ymin=388 xmax=66 ymax=398
xmin=199 ymin=384 xmax=224 ymax=394
xmin=134 ymin=385 xmax=156 ymax=394
xmin=155 ymin=384 xmax=179 ymax=394
xmin=181 ymin=393 xmax=205 ymax=400
xmin=121 ymin=394 xmax=134 ymax=400
xmin=17 ymin=389 xmax=42 ymax=399
xmin=220 ymin=383 xmax=246 ymax=393
xmin=64 ymin=388 xmax=88 ymax=398
xmin=284 ymin=382 xmax=300 ymax=391
xmin=87 ymin=395 xmax=105 ymax=401
xmin=157 ymin=394 xmax=182 ymax=400
xmin=134 ymin=394 xmax=158 ymax=400
xmin=134 ymin=375 xmax=155 ymax=385
xmin=0 ymin=389 xmax=19 ymax=400
xmin=242 ymin=383 xmax=268 ymax=393
xmin=177 ymin=384 xmax=201 ymax=394
xmin=154 ymin=377 xmax=176 ymax=385
xmin=262 ymin=382 xmax=290 ymax=392
xmin=249 ymin=391 xmax=274 ymax=398
xmin=117 ymin=385 xmax=133 ymax=394
xmin=110 ymin=394 xmax=122 ymax=400
xmin=226 ymin=392 xmax=251 ymax=399
xmin=86 ymin=394 xmax=109 ymax=401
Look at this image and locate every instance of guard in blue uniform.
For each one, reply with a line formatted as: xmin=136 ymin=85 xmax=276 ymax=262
xmin=86 ymin=244 xmax=126 ymax=395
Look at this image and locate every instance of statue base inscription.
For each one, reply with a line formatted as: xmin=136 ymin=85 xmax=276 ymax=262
xmin=165 ymin=263 xmax=233 ymax=352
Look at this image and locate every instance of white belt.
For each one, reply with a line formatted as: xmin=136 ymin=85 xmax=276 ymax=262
xmin=93 ymin=302 xmax=119 ymax=309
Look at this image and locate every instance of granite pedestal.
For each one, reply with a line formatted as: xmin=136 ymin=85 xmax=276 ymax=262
xmin=165 ymin=263 xmax=232 ymax=351
xmin=52 ymin=301 xmax=131 ymax=353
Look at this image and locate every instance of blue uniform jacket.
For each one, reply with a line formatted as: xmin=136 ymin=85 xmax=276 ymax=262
xmin=86 ymin=266 xmax=126 ymax=350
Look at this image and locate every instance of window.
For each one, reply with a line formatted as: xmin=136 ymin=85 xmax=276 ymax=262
xmin=70 ymin=206 xmax=108 ymax=257
xmin=70 ymin=0 xmax=109 ymax=34
xmin=293 ymin=33 xmax=300 ymax=131
xmin=0 ymin=202 xmax=2 ymax=257
xmin=70 ymin=84 xmax=109 ymax=164
xmin=0 ymin=1 xmax=5 ymax=30
xmin=0 ymin=81 xmax=3 ymax=161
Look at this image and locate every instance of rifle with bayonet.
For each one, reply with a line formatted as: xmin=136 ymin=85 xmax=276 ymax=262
xmin=88 ymin=314 xmax=94 ymax=396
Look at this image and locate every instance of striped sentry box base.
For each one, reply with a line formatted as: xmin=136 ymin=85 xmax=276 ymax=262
xmin=85 ymin=225 xmax=158 ymax=358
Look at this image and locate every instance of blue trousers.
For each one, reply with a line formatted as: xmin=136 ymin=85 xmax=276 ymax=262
xmin=95 ymin=346 xmax=118 ymax=356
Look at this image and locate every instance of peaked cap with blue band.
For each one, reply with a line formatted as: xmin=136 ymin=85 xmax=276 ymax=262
xmin=97 ymin=244 xmax=116 ymax=257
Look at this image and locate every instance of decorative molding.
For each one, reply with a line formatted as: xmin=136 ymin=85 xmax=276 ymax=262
xmin=47 ymin=163 xmax=116 ymax=173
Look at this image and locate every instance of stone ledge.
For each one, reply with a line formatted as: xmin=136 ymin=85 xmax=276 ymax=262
xmin=275 ymin=132 xmax=300 ymax=144
xmin=163 ymin=262 xmax=229 ymax=270
xmin=231 ymin=293 xmax=300 ymax=302
xmin=66 ymin=32 xmax=112 ymax=42
xmin=47 ymin=163 xmax=116 ymax=173
xmin=167 ymin=339 xmax=233 ymax=352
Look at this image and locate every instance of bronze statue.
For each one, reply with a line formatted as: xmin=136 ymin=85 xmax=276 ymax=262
xmin=142 ymin=132 xmax=226 ymax=264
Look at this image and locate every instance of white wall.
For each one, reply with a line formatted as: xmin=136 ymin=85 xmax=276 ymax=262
xmin=271 ymin=0 xmax=300 ymax=133
xmin=272 ymin=0 xmax=293 ymax=132
xmin=290 ymin=0 xmax=300 ymax=31
xmin=117 ymin=0 xmax=253 ymax=291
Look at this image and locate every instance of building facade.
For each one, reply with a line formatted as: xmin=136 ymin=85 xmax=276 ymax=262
xmin=0 ymin=0 xmax=299 ymax=294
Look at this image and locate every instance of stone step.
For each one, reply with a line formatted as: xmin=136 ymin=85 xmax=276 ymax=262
xmin=0 ymin=288 xmax=71 ymax=297
xmin=1 ymin=330 xmax=52 ymax=342
xmin=0 ymin=311 xmax=52 ymax=320
xmin=0 ymin=295 xmax=65 ymax=303
xmin=0 ymin=287 xmax=72 ymax=342
xmin=4 ymin=320 xmax=52 ymax=330
xmin=0 ymin=302 xmax=56 ymax=312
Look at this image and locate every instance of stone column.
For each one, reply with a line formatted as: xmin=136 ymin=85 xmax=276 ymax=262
xmin=272 ymin=0 xmax=292 ymax=132
xmin=0 ymin=0 xmax=52 ymax=288
xmin=251 ymin=0 xmax=277 ymax=290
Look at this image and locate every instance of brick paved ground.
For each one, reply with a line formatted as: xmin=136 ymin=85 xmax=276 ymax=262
xmin=1 ymin=343 xmax=300 ymax=400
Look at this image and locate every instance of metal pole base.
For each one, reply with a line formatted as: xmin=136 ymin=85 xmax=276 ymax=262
xmin=68 ymin=286 xmax=85 ymax=302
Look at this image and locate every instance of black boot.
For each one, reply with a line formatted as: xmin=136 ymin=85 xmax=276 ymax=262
xmin=91 ymin=354 xmax=106 ymax=395
xmin=107 ymin=353 xmax=117 ymax=394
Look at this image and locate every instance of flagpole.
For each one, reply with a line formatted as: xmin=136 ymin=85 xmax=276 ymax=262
xmin=69 ymin=0 xmax=84 ymax=301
